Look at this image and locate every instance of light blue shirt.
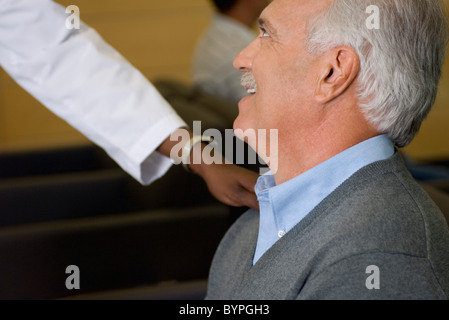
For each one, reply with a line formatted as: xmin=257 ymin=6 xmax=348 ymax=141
xmin=253 ymin=135 xmax=395 ymax=265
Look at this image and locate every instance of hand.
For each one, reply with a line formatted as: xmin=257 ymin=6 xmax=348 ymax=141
xmin=157 ymin=129 xmax=260 ymax=210
xmin=193 ymin=162 xmax=260 ymax=210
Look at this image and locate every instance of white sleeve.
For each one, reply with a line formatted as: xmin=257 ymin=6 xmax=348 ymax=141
xmin=0 ymin=0 xmax=187 ymax=185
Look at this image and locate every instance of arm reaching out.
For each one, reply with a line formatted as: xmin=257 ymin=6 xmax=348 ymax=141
xmin=0 ymin=0 xmax=259 ymax=209
xmin=157 ymin=128 xmax=260 ymax=210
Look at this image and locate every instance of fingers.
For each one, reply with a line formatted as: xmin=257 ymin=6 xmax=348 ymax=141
xmin=200 ymin=162 xmax=260 ymax=210
xmin=240 ymin=190 xmax=259 ymax=210
xmin=241 ymin=171 xmax=259 ymax=209
xmin=242 ymin=173 xmax=258 ymax=193
xmin=226 ymin=181 xmax=259 ymax=210
xmin=237 ymin=173 xmax=259 ymax=210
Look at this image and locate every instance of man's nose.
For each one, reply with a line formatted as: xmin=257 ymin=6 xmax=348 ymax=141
xmin=233 ymin=38 xmax=259 ymax=72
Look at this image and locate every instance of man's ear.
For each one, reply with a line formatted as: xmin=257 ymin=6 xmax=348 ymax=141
xmin=314 ymin=46 xmax=360 ymax=104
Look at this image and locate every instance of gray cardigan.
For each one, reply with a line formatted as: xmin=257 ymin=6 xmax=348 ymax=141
xmin=206 ymin=152 xmax=449 ymax=299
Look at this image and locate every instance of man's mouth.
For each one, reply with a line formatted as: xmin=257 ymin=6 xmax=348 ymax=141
xmin=241 ymin=71 xmax=257 ymax=95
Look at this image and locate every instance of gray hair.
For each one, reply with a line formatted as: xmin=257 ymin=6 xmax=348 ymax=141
xmin=306 ymin=0 xmax=449 ymax=147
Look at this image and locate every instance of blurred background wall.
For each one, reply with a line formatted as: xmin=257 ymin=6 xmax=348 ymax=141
xmin=0 ymin=0 xmax=448 ymax=162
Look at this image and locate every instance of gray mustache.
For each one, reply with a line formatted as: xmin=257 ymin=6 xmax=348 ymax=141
xmin=240 ymin=71 xmax=257 ymax=91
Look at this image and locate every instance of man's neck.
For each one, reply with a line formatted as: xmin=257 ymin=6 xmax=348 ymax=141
xmin=272 ymin=129 xmax=380 ymax=186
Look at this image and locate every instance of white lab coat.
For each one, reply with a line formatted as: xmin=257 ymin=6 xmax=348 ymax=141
xmin=0 ymin=0 xmax=187 ymax=185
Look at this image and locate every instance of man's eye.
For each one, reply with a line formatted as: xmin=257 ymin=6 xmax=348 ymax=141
xmin=259 ymin=28 xmax=270 ymax=38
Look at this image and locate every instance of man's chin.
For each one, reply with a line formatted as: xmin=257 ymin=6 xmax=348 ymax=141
xmin=234 ymin=95 xmax=255 ymax=132
xmin=238 ymin=94 xmax=254 ymax=107
xmin=233 ymin=122 xmax=255 ymax=145
xmin=232 ymin=120 xmax=243 ymax=137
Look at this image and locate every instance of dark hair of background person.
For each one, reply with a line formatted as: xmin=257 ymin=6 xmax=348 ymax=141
xmin=211 ymin=0 xmax=239 ymax=12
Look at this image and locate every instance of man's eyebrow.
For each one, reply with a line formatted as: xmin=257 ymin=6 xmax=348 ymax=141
xmin=258 ymin=17 xmax=277 ymax=36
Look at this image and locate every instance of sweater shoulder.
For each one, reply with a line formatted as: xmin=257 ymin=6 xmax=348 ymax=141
xmin=319 ymin=153 xmax=447 ymax=255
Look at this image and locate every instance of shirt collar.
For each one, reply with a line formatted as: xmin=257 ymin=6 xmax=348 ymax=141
xmin=255 ymin=134 xmax=395 ymax=234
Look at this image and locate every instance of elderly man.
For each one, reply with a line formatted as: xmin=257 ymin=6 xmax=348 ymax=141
xmin=206 ymin=0 xmax=449 ymax=299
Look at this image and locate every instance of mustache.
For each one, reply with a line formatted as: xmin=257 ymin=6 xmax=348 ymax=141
xmin=240 ymin=71 xmax=257 ymax=91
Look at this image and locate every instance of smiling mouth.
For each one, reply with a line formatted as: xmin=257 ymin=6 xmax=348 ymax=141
xmin=241 ymin=72 xmax=257 ymax=95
